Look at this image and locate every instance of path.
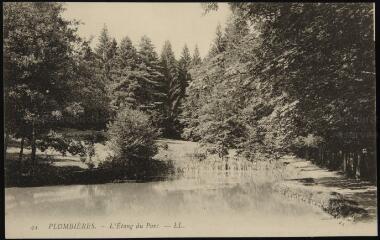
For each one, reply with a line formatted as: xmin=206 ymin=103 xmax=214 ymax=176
xmin=277 ymin=155 xmax=377 ymax=221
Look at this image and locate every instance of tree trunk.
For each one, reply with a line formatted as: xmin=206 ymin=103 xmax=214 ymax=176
xmin=356 ymin=153 xmax=361 ymax=179
xmin=5 ymin=131 xmax=9 ymax=155
xmin=348 ymin=152 xmax=354 ymax=177
xmin=321 ymin=148 xmax=324 ymax=166
xmin=19 ymin=137 xmax=25 ymax=162
xmin=342 ymin=152 xmax=347 ymax=173
xmin=353 ymin=152 xmax=358 ymax=179
xmin=31 ymin=121 xmax=37 ymax=166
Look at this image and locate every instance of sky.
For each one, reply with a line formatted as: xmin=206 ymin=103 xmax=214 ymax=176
xmin=62 ymin=3 xmax=232 ymax=58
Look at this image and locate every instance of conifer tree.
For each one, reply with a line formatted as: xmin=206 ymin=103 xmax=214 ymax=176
xmin=160 ymin=41 xmax=182 ymax=137
xmin=137 ymin=36 xmax=166 ymax=131
xmin=95 ymin=25 xmax=117 ymax=83
xmin=95 ymin=24 xmax=111 ymax=60
xmin=208 ymin=23 xmax=227 ymax=57
xmin=191 ymin=44 xmax=202 ymax=66
xmin=137 ymin=36 xmax=165 ymax=108
xmin=178 ymin=44 xmax=192 ymax=95
xmin=112 ymin=36 xmax=142 ymax=111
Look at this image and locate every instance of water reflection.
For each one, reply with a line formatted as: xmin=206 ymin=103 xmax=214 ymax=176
xmin=5 ymin=163 xmax=377 ymax=237
xmin=6 ymin=176 xmax=327 ymax=221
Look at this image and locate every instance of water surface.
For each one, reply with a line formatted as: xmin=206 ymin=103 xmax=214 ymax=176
xmin=5 ymin=140 xmax=377 ymax=237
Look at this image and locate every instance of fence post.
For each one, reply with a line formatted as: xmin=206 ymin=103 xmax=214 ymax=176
xmin=342 ymin=152 xmax=347 ymax=173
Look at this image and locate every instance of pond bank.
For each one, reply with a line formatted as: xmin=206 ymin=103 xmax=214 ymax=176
xmin=274 ymin=155 xmax=377 ymax=222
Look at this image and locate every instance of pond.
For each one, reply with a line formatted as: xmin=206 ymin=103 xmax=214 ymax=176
xmin=5 ymin=176 xmax=376 ymax=237
xmin=5 ymin=140 xmax=377 ymax=237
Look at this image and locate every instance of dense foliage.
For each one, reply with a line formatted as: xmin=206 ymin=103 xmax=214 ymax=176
xmin=181 ymin=3 xmax=375 ymax=179
xmin=4 ymin=2 xmax=375 ymax=181
xmin=3 ymin=2 xmax=193 ymax=167
xmin=4 ymin=2 xmax=83 ymax=162
xmin=101 ymin=108 xmax=159 ymax=171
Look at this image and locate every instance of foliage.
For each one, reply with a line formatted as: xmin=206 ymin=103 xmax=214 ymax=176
xmin=111 ymin=36 xmax=143 ymax=111
xmin=100 ymin=108 xmax=159 ymax=173
xmin=158 ymin=41 xmax=194 ymax=138
xmin=4 ymin=2 xmax=374 ymax=182
xmin=3 ymin=2 xmax=82 ymax=161
xmin=66 ymin=39 xmax=111 ymax=129
xmin=208 ymin=24 xmax=227 ymax=58
xmin=182 ymin=3 xmax=375 ymax=167
xmin=191 ymin=45 xmax=202 ymax=66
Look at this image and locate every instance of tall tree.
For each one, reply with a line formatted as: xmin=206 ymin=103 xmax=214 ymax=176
xmin=175 ymin=45 xmax=193 ymax=135
xmin=3 ymin=2 xmax=81 ymax=163
xmin=160 ymin=40 xmax=181 ymax=137
xmin=95 ymin=25 xmax=117 ymax=85
xmin=178 ymin=44 xmax=192 ymax=99
xmin=191 ymin=45 xmax=202 ymax=66
xmin=111 ymin=36 xmax=142 ymax=111
xmin=208 ymin=23 xmax=227 ymax=57
xmin=115 ymin=36 xmax=138 ymax=70
xmin=184 ymin=2 xmax=375 ymax=178
xmin=137 ymin=36 xmax=166 ymax=131
xmin=95 ymin=24 xmax=111 ymax=60
xmin=67 ymin=38 xmax=111 ymax=130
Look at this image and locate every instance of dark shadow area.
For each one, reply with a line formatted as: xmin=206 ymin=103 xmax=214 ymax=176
xmin=317 ymin=177 xmax=376 ymax=190
xmin=290 ymin=177 xmax=316 ymax=185
xmin=157 ymin=139 xmax=183 ymax=145
xmin=299 ymin=168 xmax=327 ymax=172
xmin=324 ymin=196 xmax=370 ymax=221
xmin=317 ymin=177 xmax=377 ymax=221
xmin=290 ymin=175 xmax=376 ymax=221
xmin=5 ymin=157 xmax=176 ymax=188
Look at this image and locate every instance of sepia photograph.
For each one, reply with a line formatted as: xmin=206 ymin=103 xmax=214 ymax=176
xmin=3 ymin=2 xmax=377 ymax=238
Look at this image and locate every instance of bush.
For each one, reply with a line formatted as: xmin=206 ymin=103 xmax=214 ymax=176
xmin=100 ymin=108 xmax=159 ymax=175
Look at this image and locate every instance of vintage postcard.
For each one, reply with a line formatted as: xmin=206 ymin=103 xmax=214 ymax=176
xmin=3 ymin=2 xmax=377 ymax=238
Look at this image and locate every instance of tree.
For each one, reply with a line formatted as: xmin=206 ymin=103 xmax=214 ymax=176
xmin=111 ymin=36 xmax=142 ymax=111
xmin=115 ymin=36 xmax=138 ymax=70
xmin=67 ymin=38 xmax=111 ymax=130
xmin=208 ymin=23 xmax=227 ymax=57
xmin=96 ymin=26 xmax=117 ymax=88
xmin=227 ymin=3 xmax=375 ymax=161
xmin=191 ymin=45 xmax=202 ymax=66
xmin=137 ymin=36 xmax=166 ymax=131
xmin=101 ymin=107 xmax=159 ymax=178
xmin=175 ymin=45 xmax=193 ymax=135
xmin=181 ymin=46 xmax=228 ymax=142
xmin=186 ymin=2 xmax=375 ymax=180
xmin=178 ymin=44 xmax=192 ymax=100
xmin=4 ymin=2 xmax=81 ymax=164
xmin=160 ymin=40 xmax=182 ymax=137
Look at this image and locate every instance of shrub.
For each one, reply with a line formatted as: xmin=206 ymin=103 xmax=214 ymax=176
xmin=100 ymin=108 xmax=159 ymax=175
